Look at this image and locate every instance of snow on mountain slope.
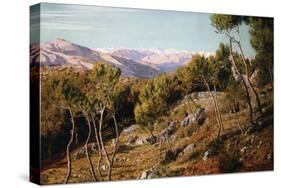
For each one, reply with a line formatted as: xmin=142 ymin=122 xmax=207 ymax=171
xmin=111 ymin=55 xmax=161 ymax=78
xmin=30 ymin=39 xmax=213 ymax=78
xmin=98 ymin=48 xmax=194 ymax=72
xmin=30 ymin=39 xmax=162 ymax=78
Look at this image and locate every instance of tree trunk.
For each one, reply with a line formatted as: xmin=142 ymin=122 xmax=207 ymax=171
xmin=159 ymin=140 xmax=162 ymax=165
xmin=237 ymin=41 xmax=263 ymax=114
xmin=268 ymin=63 xmax=273 ymax=84
xmin=229 ymin=38 xmax=254 ymax=123
xmin=203 ymin=79 xmax=222 ymax=138
xmin=234 ymin=108 xmax=244 ymax=134
xmin=83 ymin=111 xmax=97 ymax=181
xmin=166 ymin=128 xmax=171 ymax=150
xmin=108 ymin=114 xmax=119 ymax=180
xmin=98 ymin=106 xmax=111 ymax=180
xmin=92 ymin=116 xmax=103 ymax=180
xmin=213 ymin=84 xmax=224 ymax=132
xmin=188 ymin=94 xmax=199 ymax=110
xmin=145 ymin=126 xmax=156 ymax=143
xmin=64 ymin=107 xmax=75 ymax=184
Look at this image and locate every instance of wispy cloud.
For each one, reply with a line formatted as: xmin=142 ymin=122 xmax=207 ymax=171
xmin=40 ymin=22 xmax=108 ymax=31
xmin=38 ymin=4 xmax=144 ymax=32
xmin=62 ymin=4 xmax=145 ymax=13
xmin=40 ymin=5 xmax=144 ymax=19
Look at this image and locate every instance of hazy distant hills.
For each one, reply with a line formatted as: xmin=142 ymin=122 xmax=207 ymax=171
xmin=99 ymin=48 xmax=193 ymax=72
xmin=30 ymin=39 xmax=211 ymax=78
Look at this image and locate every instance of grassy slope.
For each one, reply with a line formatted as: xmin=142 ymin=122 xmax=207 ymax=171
xmin=41 ymin=86 xmax=273 ymax=185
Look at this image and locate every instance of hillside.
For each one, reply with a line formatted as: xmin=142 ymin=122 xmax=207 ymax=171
xmin=30 ymin=39 xmax=207 ymax=78
xmin=40 ymin=85 xmax=273 ymax=184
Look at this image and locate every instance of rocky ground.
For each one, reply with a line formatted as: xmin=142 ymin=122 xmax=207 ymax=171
xmin=41 ymin=86 xmax=273 ymax=185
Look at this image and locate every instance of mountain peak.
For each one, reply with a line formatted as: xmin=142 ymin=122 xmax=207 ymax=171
xmin=43 ymin=38 xmax=75 ymax=47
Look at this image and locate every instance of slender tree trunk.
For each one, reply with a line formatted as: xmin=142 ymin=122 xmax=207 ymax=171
xmin=75 ymin=132 xmax=78 ymax=145
xmin=64 ymin=107 xmax=75 ymax=184
xmin=229 ymin=38 xmax=254 ymax=123
xmin=268 ymin=63 xmax=273 ymax=83
xmin=146 ymin=127 xmax=156 ymax=143
xmin=166 ymin=129 xmax=171 ymax=150
xmin=98 ymin=107 xmax=111 ymax=180
xmin=188 ymin=94 xmax=199 ymax=110
xmin=83 ymin=111 xmax=97 ymax=181
xmin=186 ymin=94 xmax=198 ymax=119
xmin=108 ymin=114 xmax=119 ymax=180
xmin=48 ymin=143 xmax=52 ymax=161
xmin=159 ymin=140 xmax=162 ymax=165
xmin=186 ymin=99 xmax=193 ymax=113
xmin=92 ymin=117 xmax=103 ymax=180
xmin=203 ymin=79 xmax=222 ymax=138
xmin=237 ymin=41 xmax=263 ymax=114
xmin=213 ymin=84 xmax=224 ymax=132
xmin=234 ymin=108 xmax=244 ymax=134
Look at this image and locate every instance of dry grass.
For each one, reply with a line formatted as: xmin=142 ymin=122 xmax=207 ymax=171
xmin=41 ymin=89 xmax=273 ymax=184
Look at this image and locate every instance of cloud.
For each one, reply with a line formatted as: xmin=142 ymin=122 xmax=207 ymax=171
xmin=40 ymin=5 xmax=145 ymax=19
xmin=40 ymin=22 xmax=108 ymax=31
xmin=37 ymin=4 xmax=145 ymax=32
xmin=62 ymin=4 xmax=145 ymax=13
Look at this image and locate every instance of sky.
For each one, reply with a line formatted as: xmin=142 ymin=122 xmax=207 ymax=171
xmin=30 ymin=3 xmax=256 ymax=57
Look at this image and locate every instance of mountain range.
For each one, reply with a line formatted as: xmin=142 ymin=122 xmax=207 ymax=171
xmin=30 ymin=39 xmax=212 ymax=78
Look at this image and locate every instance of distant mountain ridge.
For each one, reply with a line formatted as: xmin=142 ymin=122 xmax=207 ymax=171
xmin=30 ymin=39 xmax=212 ymax=78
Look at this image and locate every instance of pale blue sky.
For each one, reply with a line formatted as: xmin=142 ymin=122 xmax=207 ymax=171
xmin=30 ymin=3 xmax=255 ymax=57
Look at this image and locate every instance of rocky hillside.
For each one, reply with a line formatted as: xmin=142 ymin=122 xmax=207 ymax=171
xmin=41 ymin=85 xmax=273 ymax=184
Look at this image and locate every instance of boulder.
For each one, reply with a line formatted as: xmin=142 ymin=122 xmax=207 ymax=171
xmin=194 ymin=108 xmax=207 ymax=125
xmin=167 ymin=121 xmax=176 ymax=134
xmin=123 ymin=124 xmax=138 ymax=135
xmin=101 ymin=165 xmax=108 ymax=171
xmin=73 ymin=148 xmax=86 ymax=160
xmin=257 ymin=141 xmax=263 ymax=149
xmin=203 ymin=150 xmax=210 ymax=162
xmin=266 ymin=152 xmax=272 ymax=160
xmin=183 ymin=144 xmax=195 ymax=153
xmin=158 ymin=123 xmax=176 ymax=142
xmin=181 ymin=108 xmax=207 ymax=127
xmin=181 ymin=116 xmax=190 ymax=127
xmin=203 ymin=146 xmax=216 ymax=162
xmin=90 ymin=143 xmax=97 ymax=153
xmin=135 ymin=137 xmax=146 ymax=145
xmin=144 ymin=136 xmax=157 ymax=144
xmin=140 ymin=168 xmax=160 ymax=179
xmin=112 ymin=139 xmax=117 ymax=145
xmin=126 ymin=135 xmax=138 ymax=145
xmin=170 ymin=134 xmax=178 ymax=142
xmin=128 ymin=135 xmax=156 ymax=146
xmin=240 ymin=146 xmax=247 ymax=153
xmin=140 ymin=170 xmax=149 ymax=179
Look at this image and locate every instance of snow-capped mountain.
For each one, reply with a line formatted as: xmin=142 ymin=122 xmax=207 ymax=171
xmin=30 ymin=39 xmax=100 ymax=67
xmin=30 ymin=39 xmax=162 ymax=78
xmin=30 ymin=39 xmax=212 ymax=78
xmin=97 ymin=48 xmax=193 ymax=72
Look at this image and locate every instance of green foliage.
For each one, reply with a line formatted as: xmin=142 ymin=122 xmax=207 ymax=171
xmin=176 ymin=64 xmax=198 ymax=92
xmin=223 ymin=74 xmax=247 ymax=112
xmin=215 ymin=44 xmax=232 ymax=90
xmin=40 ymin=63 xmax=123 ymax=162
xmin=210 ymin=14 xmax=243 ymax=32
xmin=134 ymin=74 xmax=172 ymax=126
xmin=210 ymin=14 xmax=273 ymax=86
xmin=247 ymin=17 xmax=273 ymax=85
xmin=88 ymin=62 xmax=121 ymax=110
xmin=247 ymin=17 xmax=273 ymax=56
xmin=187 ymin=54 xmax=220 ymax=87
